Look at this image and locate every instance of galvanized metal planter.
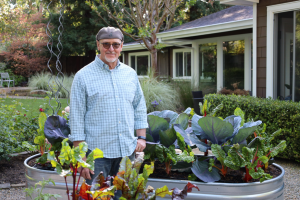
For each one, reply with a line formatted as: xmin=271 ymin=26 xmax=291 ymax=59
xmin=148 ymin=163 xmax=285 ymax=200
xmin=24 ymin=154 xmax=83 ymax=200
xmin=25 ymin=154 xmax=284 ymax=200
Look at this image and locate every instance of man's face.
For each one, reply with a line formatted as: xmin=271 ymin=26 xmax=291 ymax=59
xmin=97 ymin=39 xmax=123 ymax=63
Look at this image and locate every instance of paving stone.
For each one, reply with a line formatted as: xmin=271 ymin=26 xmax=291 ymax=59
xmin=0 ymin=183 xmax=10 ymax=189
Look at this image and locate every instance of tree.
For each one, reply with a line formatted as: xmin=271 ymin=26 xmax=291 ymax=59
xmin=0 ymin=4 xmax=48 ymax=77
xmin=0 ymin=0 xmax=43 ymax=43
xmin=187 ymin=0 xmax=230 ymax=22
xmin=42 ymin=0 xmax=127 ymax=58
xmin=87 ymin=0 xmax=198 ymax=72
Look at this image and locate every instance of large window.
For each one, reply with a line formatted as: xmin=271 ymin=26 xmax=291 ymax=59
xmin=274 ymin=10 xmax=300 ymax=102
xmin=129 ymin=52 xmax=150 ymax=76
xmin=173 ymin=49 xmax=191 ymax=78
xmin=274 ymin=11 xmax=293 ymax=100
xmin=223 ymin=40 xmax=245 ymax=90
xmin=199 ymin=43 xmax=217 ymax=94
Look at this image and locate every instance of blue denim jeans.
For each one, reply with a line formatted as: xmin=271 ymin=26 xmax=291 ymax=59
xmin=85 ymin=150 xmax=135 ymax=200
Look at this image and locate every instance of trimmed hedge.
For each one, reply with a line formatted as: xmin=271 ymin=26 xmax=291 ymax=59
xmin=205 ymin=94 xmax=300 ymax=161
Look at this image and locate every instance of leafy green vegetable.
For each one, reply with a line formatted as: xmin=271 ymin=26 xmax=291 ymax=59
xmin=47 ymin=138 xmax=102 ymax=200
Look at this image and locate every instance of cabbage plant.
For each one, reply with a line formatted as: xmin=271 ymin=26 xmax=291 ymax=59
xmin=175 ymin=111 xmax=262 ymax=182
xmin=44 ymin=115 xmax=70 ymax=151
xmin=144 ymin=109 xmax=194 ymax=174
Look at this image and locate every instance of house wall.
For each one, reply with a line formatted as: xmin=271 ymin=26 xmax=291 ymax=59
xmin=257 ymin=0 xmax=297 ymax=97
xmin=123 ymin=49 xmax=170 ymax=77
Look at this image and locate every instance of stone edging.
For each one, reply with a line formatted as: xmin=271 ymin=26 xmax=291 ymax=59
xmin=0 ymin=183 xmax=26 ymax=189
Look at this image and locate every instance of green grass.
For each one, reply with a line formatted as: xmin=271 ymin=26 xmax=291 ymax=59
xmin=0 ymin=97 xmax=69 ymax=117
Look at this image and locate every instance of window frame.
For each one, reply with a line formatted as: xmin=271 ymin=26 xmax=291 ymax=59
xmin=266 ymin=1 xmax=300 ymax=99
xmin=128 ymin=51 xmax=151 ymax=77
xmin=191 ymin=33 xmax=252 ymax=93
xmin=173 ymin=49 xmax=192 ymax=79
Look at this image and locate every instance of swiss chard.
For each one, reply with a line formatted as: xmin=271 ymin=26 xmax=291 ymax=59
xmin=34 ymin=112 xmax=48 ymax=156
xmin=47 ymin=138 xmax=103 ymax=200
xmin=248 ymin=129 xmax=286 ymax=170
xmin=225 ymin=144 xmax=272 ymax=182
xmin=209 ymin=144 xmax=228 ymax=177
xmin=114 ymin=154 xmax=199 ymax=200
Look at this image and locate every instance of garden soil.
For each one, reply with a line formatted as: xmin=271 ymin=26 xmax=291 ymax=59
xmin=0 ymin=154 xmax=29 ymax=184
xmin=142 ymin=160 xmax=282 ymax=183
xmin=27 ymin=155 xmax=282 ymax=184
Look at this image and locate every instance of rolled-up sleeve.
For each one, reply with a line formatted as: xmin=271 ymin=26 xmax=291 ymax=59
xmin=132 ymin=75 xmax=148 ymax=130
xmin=69 ymin=73 xmax=87 ymax=142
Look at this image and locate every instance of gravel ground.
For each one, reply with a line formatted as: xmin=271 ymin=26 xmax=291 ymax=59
xmin=0 ymin=158 xmax=299 ymax=200
xmin=275 ymin=158 xmax=300 ymax=200
xmin=0 ymin=187 xmax=26 ymax=200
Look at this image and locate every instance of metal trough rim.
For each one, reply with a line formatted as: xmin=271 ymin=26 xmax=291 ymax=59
xmin=25 ymin=153 xmax=284 ymax=186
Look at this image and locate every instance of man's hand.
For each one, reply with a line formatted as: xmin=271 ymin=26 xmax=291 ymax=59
xmin=135 ymin=139 xmax=146 ymax=152
xmin=77 ymin=156 xmax=94 ymax=180
xmin=135 ymin=129 xmax=146 ymax=152
xmin=78 ymin=166 xmax=94 ymax=180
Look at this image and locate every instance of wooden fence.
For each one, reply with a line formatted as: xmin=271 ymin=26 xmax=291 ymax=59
xmin=60 ymin=56 xmax=95 ymax=75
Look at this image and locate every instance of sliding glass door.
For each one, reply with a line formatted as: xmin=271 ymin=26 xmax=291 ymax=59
xmin=275 ymin=10 xmax=300 ymax=101
xmin=295 ymin=11 xmax=300 ymax=101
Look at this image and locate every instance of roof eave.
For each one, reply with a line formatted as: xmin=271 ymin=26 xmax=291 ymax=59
xmin=219 ymin=0 xmax=259 ymax=6
xmin=122 ymin=43 xmax=148 ymax=51
xmin=157 ymin=19 xmax=253 ymax=41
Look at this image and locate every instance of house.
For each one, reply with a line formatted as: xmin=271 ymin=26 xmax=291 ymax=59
xmin=122 ymin=0 xmax=300 ymax=102
xmin=121 ymin=5 xmax=253 ymax=96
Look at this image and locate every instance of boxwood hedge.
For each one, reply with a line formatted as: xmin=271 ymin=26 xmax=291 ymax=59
xmin=205 ymin=94 xmax=300 ymax=161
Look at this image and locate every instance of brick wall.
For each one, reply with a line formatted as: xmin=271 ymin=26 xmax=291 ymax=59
xmin=256 ymin=0 xmax=296 ymax=97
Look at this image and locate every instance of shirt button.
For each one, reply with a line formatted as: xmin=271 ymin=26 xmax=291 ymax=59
xmin=119 ymin=121 xmax=121 ymax=123
xmin=120 ymin=134 xmax=122 ymax=136
xmin=118 ymin=108 xmax=120 ymax=111
xmin=116 ymin=96 xmax=118 ymax=98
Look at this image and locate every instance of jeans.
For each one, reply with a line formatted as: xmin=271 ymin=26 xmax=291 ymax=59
xmin=85 ymin=150 xmax=135 ymax=200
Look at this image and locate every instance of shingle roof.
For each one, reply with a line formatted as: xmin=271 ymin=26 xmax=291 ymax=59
xmin=123 ymin=5 xmax=252 ymax=46
xmin=162 ymin=5 xmax=252 ymax=33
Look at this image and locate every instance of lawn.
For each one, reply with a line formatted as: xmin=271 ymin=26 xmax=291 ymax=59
xmin=0 ymin=97 xmax=69 ymax=117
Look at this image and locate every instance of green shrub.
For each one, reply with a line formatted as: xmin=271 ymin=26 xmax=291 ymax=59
xmin=205 ymin=94 xmax=300 ymax=161
xmin=28 ymin=72 xmax=74 ymax=98
xmin=0 ymin=98 xmax=38 ymax=161
xmin=140 ymin=69 xmax=181 ymax=113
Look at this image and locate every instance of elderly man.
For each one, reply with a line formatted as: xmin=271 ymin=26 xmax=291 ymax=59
xmin=69 ymin=27 xmax=148 ymax=198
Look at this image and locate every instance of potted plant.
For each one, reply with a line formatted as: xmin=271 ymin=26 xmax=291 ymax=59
xmin=24 ymin=107 xmax=77 ymax=199
xmin=144 ymin=107 xmax=286 ymax=200
xmin=25 ymin=106 xmax=286 ymax=200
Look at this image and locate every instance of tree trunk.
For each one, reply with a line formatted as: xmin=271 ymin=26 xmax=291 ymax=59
xmin=150 ymin=48 xmax=158 ymax=76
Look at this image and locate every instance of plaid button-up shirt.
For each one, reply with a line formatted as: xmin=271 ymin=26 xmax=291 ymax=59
xmin=69 ymin=55 xmax=148 ymax=158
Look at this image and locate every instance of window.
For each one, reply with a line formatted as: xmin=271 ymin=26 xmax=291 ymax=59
xmin=223 ymin=40 xmax=245 ymax=90
xmin=199 ymin=43 xmax=217 ymax=94
xmin=273 ymin=10 xmax=300 ymax=102
xmin=128 ymin=52 xmax=150 ymax=76
xmin=173 ymin=49 xmax=191 ymax=78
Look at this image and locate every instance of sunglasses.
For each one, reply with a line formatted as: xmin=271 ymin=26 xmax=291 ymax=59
xmin=100 ymin=42 xmax=121 ymax=49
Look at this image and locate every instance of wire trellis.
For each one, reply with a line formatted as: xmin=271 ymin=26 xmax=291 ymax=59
xmin=46 ymin=0 xmax=69 ymax=116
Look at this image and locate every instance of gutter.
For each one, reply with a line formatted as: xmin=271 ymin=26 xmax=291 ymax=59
xmin=157 ymin=18 xmax=253 ymax=41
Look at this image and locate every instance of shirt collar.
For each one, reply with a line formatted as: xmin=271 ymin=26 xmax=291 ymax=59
xmin=95 ymin=55 xmax=121 ymax=71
